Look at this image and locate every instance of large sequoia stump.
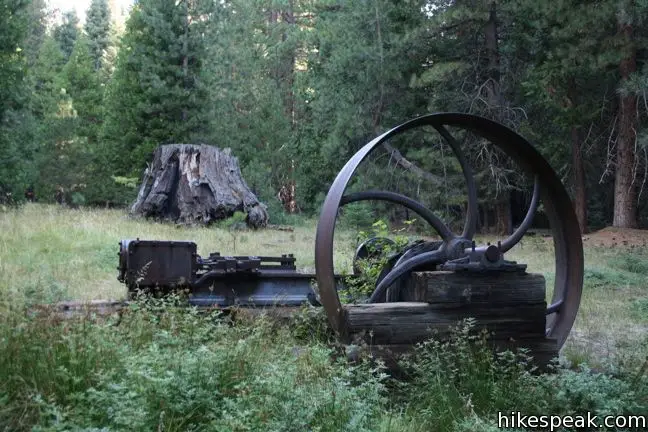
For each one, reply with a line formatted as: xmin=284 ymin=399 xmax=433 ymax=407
xmin=130 ymin=144 xmax=269 ymax=228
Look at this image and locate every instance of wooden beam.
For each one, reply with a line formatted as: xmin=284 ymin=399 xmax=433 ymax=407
xmin=346 ymin=302 xmax=546 ymax=345
xmin=401 ymin=271 xmax=546 ymax=304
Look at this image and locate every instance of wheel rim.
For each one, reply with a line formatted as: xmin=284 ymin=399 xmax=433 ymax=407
xmin=315 ymin=113 xmax=583 ymax=348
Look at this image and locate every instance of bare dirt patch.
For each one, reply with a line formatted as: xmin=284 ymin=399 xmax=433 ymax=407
xmin=582 ymin=227 xmax=648 ymax=248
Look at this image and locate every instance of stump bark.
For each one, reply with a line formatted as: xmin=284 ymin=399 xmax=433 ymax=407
xmin=130 ymin=144 xmax=269 ymax=228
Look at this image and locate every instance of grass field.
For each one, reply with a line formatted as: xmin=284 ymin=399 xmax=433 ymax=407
xmin=1 ymin=204 xmax=647 ymax=431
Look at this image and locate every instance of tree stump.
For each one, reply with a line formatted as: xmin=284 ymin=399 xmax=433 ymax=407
xmin=130 ymin=144 xmax=269 ymax=228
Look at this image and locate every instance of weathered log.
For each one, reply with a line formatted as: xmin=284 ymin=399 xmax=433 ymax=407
xmin=131 ymin=144 xmax=269 ymax=228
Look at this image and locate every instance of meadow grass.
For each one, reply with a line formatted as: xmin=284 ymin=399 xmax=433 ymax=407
xmin=1 ymin=204 xmax=646 ymax=366
xmin=0 ymin=203 xmax=357 ymax=302
xmin=0 ymin=204 xmax=647 ymax=431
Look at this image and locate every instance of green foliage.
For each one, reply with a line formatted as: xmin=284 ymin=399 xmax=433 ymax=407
xmin=101 ymin=0 xmax=210 ymax=180
xmin=1 ymin=205 xmax=648 ymax=431
xmin=218 ymin=210 xmax=247 ymax=229
xmin=64 ymin=34 xmax=103 ymax=141
xmin=342 ymin=219 xmax=410 ymax=301
xmin=339 ymin=203 xmax=376 ymax=231
xmin=393 ymin=320 xmax=647 ymax=431
xmin=609 ymin=250 xmax=648 ymax=274
xmin=23 ymin=0 xmax=48 ymax=68
xmin=53 ymin=10 xmax=79 ymax=61
xmin=203 ymin=0 xmax=299 ymax=207
xmin=295 ymin=0 xmax=430 ymax=212
xmin=2 ymin=0 xmax=648 ymax=224
xmin=289 ymin=304 xmax=336 ymax=344
xmin=631 ymin=298 xmax=648 ymax=321
xmin=0 ymin=302 xmax=388 ymax=431
xmin=584 ymin=249 xmax=648 ymax=289
xmin=0 ymin=0 xmax=33 ymax=198
xmin=85 ymin=0 xmax=111 ymax=70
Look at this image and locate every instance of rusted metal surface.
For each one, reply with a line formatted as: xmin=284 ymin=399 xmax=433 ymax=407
xmin=118 ymin=239 xmax=323 ymax=308
xmin=118 ymin=239 xmax=197 ymax=290
xmin=315 ymin=113 xmax=583 ymax=348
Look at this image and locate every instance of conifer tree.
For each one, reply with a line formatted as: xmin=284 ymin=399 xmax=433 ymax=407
xmin=203 ymin=0 xmax=299 ymax=206
xmin=0 ymin=0 xmax=31 ymax=196
xmin=101 ymin=0 xmax=209 ymax=186
xmin=30 ymin=36 xmax=77 ymax=200
xmin=296 ymin=0 xmax=429 ymax=211
xmin=53 ymin=10 xmax=79 ymax=61
xmin=24 ymin=0 xmax=48 ymax=68
xmin=64 ymin=35 xmax=103 ymax=144
xmin=85 ymin=0 xmax=111 ymax=70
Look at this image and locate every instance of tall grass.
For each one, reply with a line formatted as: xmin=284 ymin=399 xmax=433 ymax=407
xmin=1 ymin=305 xmax=645 ymax=431
xmin=0 ymin=204 xmax=357 ymax=303
xmin=1 ymin=205 xmax=647 ymax=431
xmin=0 ymin=299 xmax=388 ymax=431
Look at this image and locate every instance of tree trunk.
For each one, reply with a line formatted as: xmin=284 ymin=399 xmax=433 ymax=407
xmin=484 ymin=1 xmax=510 ymax=235
xmin=483 ymin=0 xmax=502 ymax=115
xmin=613 ymin=18 xmax=638 ymax=228
xmin=495 ymin=198 xmax=512 ymax=235
xmin=131 ymin=144 xmax=269 ymax=228
xmin=571 ymin=125 xmax=588 ymax=233
xmin=564 ymin=77 xmax=588 ymax=233
xmin=181 ymin=0 xmax=190 ymax=122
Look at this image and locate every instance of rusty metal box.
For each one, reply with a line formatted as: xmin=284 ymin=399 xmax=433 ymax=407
xmin=120 ymin=239 xmax=196 ymax=290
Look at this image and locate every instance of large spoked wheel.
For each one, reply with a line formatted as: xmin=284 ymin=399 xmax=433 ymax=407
xmin=315 ymin=113 xmax=583 ymax=348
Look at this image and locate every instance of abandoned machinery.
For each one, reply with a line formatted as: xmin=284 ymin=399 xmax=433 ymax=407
xmin=116 ymin=113 xmax=583 ymax=361
xmin=117 ymin=239 xmax=324 ymax=307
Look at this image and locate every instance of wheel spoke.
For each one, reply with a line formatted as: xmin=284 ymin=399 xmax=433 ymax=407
xmin=546 ymin=299 xmax=563 ymax=315
xmin=369 ymin=249 xmax=446 ymax=303
xmin=433 ymin=125 xmax=478 ymax=239
xmin=501 ymin=176 xmax=540 ymax=253
xmin=341 ymin=190 xmax=455 ymax=242
xmin=394 ymin=240 xmax=444 ymax=268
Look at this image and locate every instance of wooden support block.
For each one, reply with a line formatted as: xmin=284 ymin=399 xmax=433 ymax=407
xmin=343 ymin=270 xmax=552 ymax=368
xmin=401 ymin=271 xmax=546 ymax=305
xmin=346 ymin=302 xmax=546 ymax=345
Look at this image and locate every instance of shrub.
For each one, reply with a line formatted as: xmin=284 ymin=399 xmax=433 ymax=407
xmin=386 ymin=320 xmax=648 ymax=432
xmin=0 ymin=301 xmax=388 ymax=431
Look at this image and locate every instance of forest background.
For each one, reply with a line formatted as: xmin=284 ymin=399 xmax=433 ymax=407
xmin=2 ymin=0 xmax=648 ymax=234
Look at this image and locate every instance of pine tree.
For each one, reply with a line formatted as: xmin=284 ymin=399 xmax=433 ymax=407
xmin=30 ymin=36 xmax=77 ymax=200
xmin=503 ymin=0 xmax=619 ymax=233
xmin=53 ymin=10 xmax=79 ymax=61
xmin=295 ymin=0 xmax=430 ymax=212
xmin=0 ymin=0 xmax=31 ymax=197
xmin=100 ymin=0 xmax=210 ymax=186
xmin=203 ymin=0 xmax=300 ymax=208
xmin=24 ymin=0 xmax=48 ymax=68
xmin=613 ymin=0 xmax=641 ymax=228
xmin=85 ymin=0 xmax=111 ymax=70
xmin=64 ymin=34 xmax=103 ymax=144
